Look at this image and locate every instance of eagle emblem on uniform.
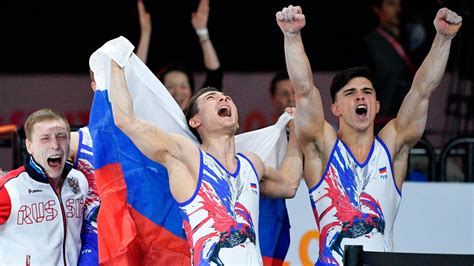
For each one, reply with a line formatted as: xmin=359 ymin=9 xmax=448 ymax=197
xmin=67 ymin=176 xmax=80 ymax=194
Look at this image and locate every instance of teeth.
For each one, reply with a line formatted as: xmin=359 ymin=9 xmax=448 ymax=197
xmin=49 ymin=155 xmax=61 ymax=159
xmin=356 ymin=105 xmax=367 ymax=115
xmin=218 ymin=106 xmax=231 ymax=117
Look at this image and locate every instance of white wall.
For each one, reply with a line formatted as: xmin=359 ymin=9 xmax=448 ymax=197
xmin=284 ymin=182 xmax=474 ymax=265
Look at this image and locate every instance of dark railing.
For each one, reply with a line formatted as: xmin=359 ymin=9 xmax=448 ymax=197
xmin=0 ymin=125 xmax=20 ymax=169
xmin=408 ymin=138 xmax=437 ymax=181
xmin=439 ymin=137 xmax=474 ymax=182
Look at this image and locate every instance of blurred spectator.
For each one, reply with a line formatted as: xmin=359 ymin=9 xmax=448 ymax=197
xmin=357 ymin=0 xmax=415 ymax=132
xmin=136 ymin=0 xmax=223 ymax=110
xmin=256 ymin=71 xmax=296 ymax=264
xmin=269 ymin=71 xmax=295 ymax=123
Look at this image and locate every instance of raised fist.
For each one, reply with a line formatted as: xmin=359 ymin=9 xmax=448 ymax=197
xmin=276 ymin=5 xmax=306 ymax=36
xmin=434 ymin=8 xmax=462 ymax=39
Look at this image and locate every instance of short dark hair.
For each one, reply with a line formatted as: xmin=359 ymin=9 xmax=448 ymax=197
xmin=156 ymin=64 xmax=195 ymax=93
xmin=330 ymin=66 xmax=375 ymax=102
xmin=269 ymin=71 xmax=290 ymax=96
xmin=184 ymin=86 xmax=220 ymax=143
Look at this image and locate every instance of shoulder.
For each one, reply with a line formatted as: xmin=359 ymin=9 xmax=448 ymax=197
xmin=240 ymin=151 xmax=262 ymax=164
xmin=67 ymin=168 xmax=89 ymax=196
xmin=0 ymin=167 xmax=25 ymax=189
xmin=69 ymin=167 xmax=87 ymax=179
xmin=0 ymin=168 xmax=25 ymax=224
xmin=69 ymin=168 xmax=88 ymax=186
xmin=378 ymin=119 xmax=404 ymax=159
xmin=239 ymin=152 xmax=264 ymax=174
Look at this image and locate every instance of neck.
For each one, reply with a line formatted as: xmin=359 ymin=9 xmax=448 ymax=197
xmin=337 ymin=124 xmax=375 ymax=149
xmin=381 ymin=23 xmax=400 ymax=37
xmin=338 ymin=127 xmax=375 ymax=163
xmin=201 ymin=135 xmax=237 ymax=166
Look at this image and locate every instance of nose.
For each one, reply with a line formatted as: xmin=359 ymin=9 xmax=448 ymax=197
xmin=356 ymin=92 xmax=365 ymax=101
xmin=50 ymin=138 xmax=60 ymax=150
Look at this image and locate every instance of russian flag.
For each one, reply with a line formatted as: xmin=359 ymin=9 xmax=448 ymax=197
xmin=259 ymin=197 xmax=291 ymax=265
xmin=379 ymin=167 xmax=387 ymax=174
xmin=89 ymin=37 xmax=192 ymax=265
xmin=89 ymin=82 xmax=190 ymax=265
xmin=89 ymin=36 xmax=294 ymax=265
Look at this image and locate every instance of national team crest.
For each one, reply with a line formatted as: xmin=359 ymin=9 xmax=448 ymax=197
xmin=250 ymin=182 xmax=258 ymax=194
xmin=379 ymin=167 xmax=388 ymax=179
xmin=67 ymin=176 xmax=81 ymax=194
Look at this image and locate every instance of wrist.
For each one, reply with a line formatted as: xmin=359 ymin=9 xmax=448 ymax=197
xmin=196 ymin=28 xmax=209 ymax=38
xmin=196 ymin=28 xmax=210 ymax=43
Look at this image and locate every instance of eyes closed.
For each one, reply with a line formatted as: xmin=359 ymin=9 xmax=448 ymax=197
xmin=40 ymin=133 xmax=68 ymax=143
xmin=343 ymin=88 xmax=374 ymax=97
xmin=205 ymin=93 xmax=233 ymax=102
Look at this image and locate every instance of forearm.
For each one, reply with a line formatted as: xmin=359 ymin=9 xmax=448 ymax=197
xmin=136 ymin=30 xmax=151 ymax=64
xmin=284 ymin=33 xmax=314 ymax=96
xmin=109 ymin=63 xmax=136 ymax=129
xmin=277 ymin=127 xmax=303 ymax=191
xmin=392 ymin=35 xmax=453 ymax=150
xmin=412 ymin=34 xmax=452 ymax=98
xmin=198 ymin=31 xmax=220 ymax=70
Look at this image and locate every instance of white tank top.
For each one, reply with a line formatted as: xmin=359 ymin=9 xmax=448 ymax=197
xmin=309 ymin=137 xmax=401 ymax=265
xmin=74 ymin=127 xmax=100 ymax=234
xmin=179 ymin=150 xmax=262 ymax=265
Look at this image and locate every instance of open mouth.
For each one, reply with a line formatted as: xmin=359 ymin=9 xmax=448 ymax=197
xmin=218 ymin=106 xmax=232 ymax=117
xmin=355 ymin=105 xmax=368 ymax=116
xmin=47 ymin=154 xmax=62 ymax=168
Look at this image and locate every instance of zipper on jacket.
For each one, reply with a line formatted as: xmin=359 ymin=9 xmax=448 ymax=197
xmin=48 ymin=175 xmax=68 ymax=266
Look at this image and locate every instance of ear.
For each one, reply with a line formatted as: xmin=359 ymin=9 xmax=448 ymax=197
xmin=375 ymin=100 xmax=380 ymax=114
xmin=90 ymin=81 xmax=96 ymax=92
xmin=331 ymin=103 xmax=341 ymax=117
xmin=188 ymin=117 xmax=201 ymax=129
xmin=26 ymin=139 xmax=33 ymax=155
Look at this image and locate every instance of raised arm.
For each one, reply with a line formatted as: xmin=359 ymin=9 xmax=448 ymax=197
xmin=136 ymin=0 xmax=152 ymax=63
xmin=382 ymin=8 xmax=462 ymax=150
xmin=108 ymin=60 xmax=193 ymax=166
xmin=192 ymin=0 xmax=223 ymax=90
xmin=379 ymin=8 xmax=462 ymax=188
xmin=256 ymin=109 xmax=303 ymax=198
xmin=276 ymin=6 xmax=331 ymax=147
